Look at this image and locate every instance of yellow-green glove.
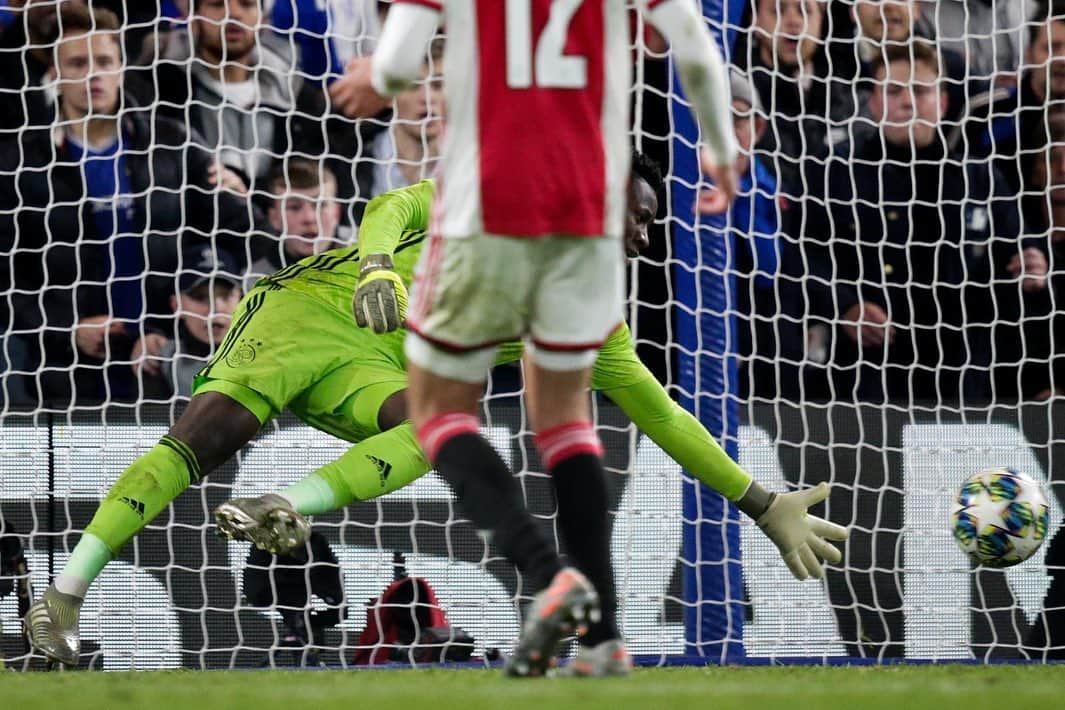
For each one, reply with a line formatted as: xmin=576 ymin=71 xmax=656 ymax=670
xmin=353 ymin=253 xmax=408 ymax=333
xmin=755 ymin=482 xmax=849 ymax=580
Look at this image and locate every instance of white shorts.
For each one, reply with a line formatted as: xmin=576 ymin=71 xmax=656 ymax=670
xmin=405 ymin=232 xmax=625 ymax=382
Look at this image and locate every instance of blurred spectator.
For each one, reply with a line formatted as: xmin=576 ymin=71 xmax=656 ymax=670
xmin=246 ymin=159 xmax=343 ymax=287
xmin=326 ymin=53 xmax=389 ymax=121
xmin=1041 ymin=115 xmax=1065 ymax=399
xmin=0 ymin=1 xmax=198 ymax=135
xmin=136 ymin=245 xmax=244 ymax=399
xmin=923 ymin=0 xmax=1029 ymax=83
xmin=799 ymin=43 xmax=1026 ymax=405
xmin=270 ymin=0 xmax=382 ymax=80
xmin=968 ymin=1 xmax=1065 ymax=196
xmin=0 ymin=1 xmax=172 ymax=134
xmin=1027 ymin=111 xmax=1065 ymax=236
xmin=0 ymin=5 xmax=266 ymax=407
xmin=718 ymin=70 xmax=787 ymax=400
xmin=829 ymin=1 xmax=971 ymax=133
xmin=365 ymin=36 xmax=443 ymax=197
xmin=734 ymin=0 xmax=853 ymax=196
xmin=0 ymin=0 xmax=76 ymax=132
xmin=135 ymin=0 xmax=356 ymax=199
xmin=1002 ymin=110 xmax=1065 ymax=399
xmin=325 ymin=0 xmax=395 ymax=120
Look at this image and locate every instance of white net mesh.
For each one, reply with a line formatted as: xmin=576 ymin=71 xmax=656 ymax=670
xmin=0 ymin=0 xmax=1063 ymax=670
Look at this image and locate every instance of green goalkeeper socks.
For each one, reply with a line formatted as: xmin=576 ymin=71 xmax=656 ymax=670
xmin=282 ymin=423 xmax=431 ymax=513
xmin=55 ymin=436 xmax=200 ymax=598
xmin=279 ymin=470 xmax=337 ymax=515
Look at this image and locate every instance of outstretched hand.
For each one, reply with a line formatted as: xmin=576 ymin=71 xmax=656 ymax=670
xmin=756 ymin=482 xmax=849 ymax=581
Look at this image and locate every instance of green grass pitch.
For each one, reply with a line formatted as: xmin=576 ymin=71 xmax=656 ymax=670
xmin=3 ymin=665 xmax=1064 ymax=710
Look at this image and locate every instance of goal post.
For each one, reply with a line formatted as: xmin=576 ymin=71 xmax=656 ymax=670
xmin=669 ymin=0 xmax=749 ymax=663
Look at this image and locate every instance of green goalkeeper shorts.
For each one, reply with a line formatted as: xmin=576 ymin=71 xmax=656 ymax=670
xmin=192 ymin=285 xmax=409 ymax=443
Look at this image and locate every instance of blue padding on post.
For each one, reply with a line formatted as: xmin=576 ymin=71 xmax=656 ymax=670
xmin=670 ymin=0 xmax=747 ymax=663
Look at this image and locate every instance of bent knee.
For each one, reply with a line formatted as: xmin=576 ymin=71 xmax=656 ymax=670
xmin=168 ymin=391 xmax=261 ymax=473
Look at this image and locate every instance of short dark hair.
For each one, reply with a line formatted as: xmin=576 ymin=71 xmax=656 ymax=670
xmin=632 ymin=151 xmax=665 ymax=196
xmin=50 ymin=5 xmax=121 ymax=63
xmin=1030 ymin=1 xmax=1065 ymax=45
xmin=267 ymin=159 xmax=337 ymax=196
xmin=869 ymin=42 xmax=940 ymax=82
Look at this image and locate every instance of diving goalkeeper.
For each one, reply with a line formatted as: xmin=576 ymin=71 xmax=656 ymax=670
xmin=26 ymin=155 xmax=847 ymax=672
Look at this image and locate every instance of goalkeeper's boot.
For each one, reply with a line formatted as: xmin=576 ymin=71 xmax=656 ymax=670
xmin=25 ymin=584 xmax=82 ymax=667
xmin=558 ymin=639 xmax=633 ymax=677
xmin=504 ymin=567 xmax=600 ymax=678
xmin=214 ymin=493 xmax=310 ymax=555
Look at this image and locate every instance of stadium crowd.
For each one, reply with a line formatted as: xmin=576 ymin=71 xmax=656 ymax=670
xmin=0 ymin=0 xmax=1062 ymax=410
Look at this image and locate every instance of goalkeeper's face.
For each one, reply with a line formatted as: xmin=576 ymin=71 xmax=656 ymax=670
xmin=624 ymin=177 xmax=658 ymax=259
xmin=52 ymin=31 xmax=122 ymax=119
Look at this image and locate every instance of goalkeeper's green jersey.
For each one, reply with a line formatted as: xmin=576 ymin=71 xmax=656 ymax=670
xmin=251 ymin=180 xmax=752 ymax=500
xmin=257 ymin=181 xmax=434 ymax=318
xmin=257 ymin=179 xmax=650 ymax=391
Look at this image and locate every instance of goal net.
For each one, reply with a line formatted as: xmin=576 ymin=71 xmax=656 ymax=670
xmin=0 ymin=0 xmax=1063 ymax=670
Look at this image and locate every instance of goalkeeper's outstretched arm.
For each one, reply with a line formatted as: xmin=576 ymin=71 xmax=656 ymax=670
xmin=353 ymin=181 xmax=436 ymax=334
xmin=603 ymin=375 xmax=752 ymax=501
xmin=358 ymin=180 xmax=435 ymax=256
xmin=602 ymin=372 xmax=848 ymax=581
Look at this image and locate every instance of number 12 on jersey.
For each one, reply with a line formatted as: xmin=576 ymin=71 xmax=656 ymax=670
xmin=505 ymin=0 xmax=588 ymax=89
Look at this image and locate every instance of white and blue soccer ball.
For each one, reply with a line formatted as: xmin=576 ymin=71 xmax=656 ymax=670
xmin=952 ymin=467 xmax=1050 ymax=568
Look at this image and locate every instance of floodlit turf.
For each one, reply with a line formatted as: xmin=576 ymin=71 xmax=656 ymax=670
xmin=3 ymin=665 xmax=1065 ymax=710
xmin=2 ymin=668 xmax=1065 ymax=710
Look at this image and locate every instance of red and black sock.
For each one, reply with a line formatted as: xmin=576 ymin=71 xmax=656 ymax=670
xmin=536 ymin=421 xmax=619 ymax=646
xmin=418 ymin=413 xmax=561 ymax=591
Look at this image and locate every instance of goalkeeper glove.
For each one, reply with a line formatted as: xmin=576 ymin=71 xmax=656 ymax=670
xmin=751 ymin=482 xmax=848 ymax=581
xmin=353 ymin=253 xmax=408 ymax=333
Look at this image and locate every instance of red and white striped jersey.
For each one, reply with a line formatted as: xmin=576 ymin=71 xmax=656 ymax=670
xmin=395 ymin=0 xmax=632 ymax=240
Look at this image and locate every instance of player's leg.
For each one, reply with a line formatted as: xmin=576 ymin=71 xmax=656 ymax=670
xmin=524 ymin=360 xmax=628 ymax=676
xmin=220 ymin=387 xmax=431 ymax=524
xmin=276 ymin=389 xmax=418 ymax=511
xmin=200 ymin=287 xmax=373 ymax=550
xmin=26 ymin=390 xmax=263 ymax=666
xmin=217 ymin=356 xmax=420 ymax=521
xmin=525 ymin=234 xmax=629 ymax=676
xmin=405 ymin=232 xmax=598 ymax=676
xmin=376 ymin=389 xmax=408 ymax=431
xmin=405 ymin=361 xmax=565 ymax=591
xmin=28 ymin=286 xmax=326 ymax=665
